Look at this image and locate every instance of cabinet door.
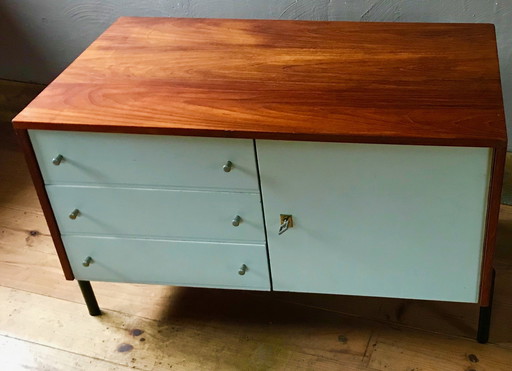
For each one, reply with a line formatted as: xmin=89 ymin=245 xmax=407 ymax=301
xmin=256 ymin=141 xmax=492 ymax=303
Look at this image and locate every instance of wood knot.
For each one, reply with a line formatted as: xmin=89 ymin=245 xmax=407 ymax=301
xmin=468 ymin=353 xmax=479 ymax=363
xmin=117 ymin=343 xmax=133 ymax=353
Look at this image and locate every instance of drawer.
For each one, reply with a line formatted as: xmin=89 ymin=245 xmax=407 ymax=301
xmin=47 ymin=185 xmax=265 ymax=243
xmin=29 ymin=130 xmax=259 ymax=191
xmin=64 ymin=236 xmax=270 ymax=290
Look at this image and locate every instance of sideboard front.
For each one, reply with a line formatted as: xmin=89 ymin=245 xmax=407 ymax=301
xmin=28 ymin=130 xmax=494 ymax=303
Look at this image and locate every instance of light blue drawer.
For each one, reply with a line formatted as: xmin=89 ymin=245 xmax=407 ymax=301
xmin=64 ymin=236 xmax=270 ymax=290
xmin=29 ymin=130 xmax=259 ymax=191
xmin=47 ymin=185 xmax=265 ymax=243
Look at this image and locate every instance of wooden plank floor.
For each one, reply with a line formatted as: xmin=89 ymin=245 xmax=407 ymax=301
xmin=1 ymin=80 xmax=512 ymax=370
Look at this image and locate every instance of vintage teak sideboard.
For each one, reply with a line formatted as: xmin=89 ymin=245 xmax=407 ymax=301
xmin=13 ymin=18 xmax=506 ymax=343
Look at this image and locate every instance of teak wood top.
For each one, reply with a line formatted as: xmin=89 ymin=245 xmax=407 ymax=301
xmin=13 ymin=17 xmax=506 ymax=147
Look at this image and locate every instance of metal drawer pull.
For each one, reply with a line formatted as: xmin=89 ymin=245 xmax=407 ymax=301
xmin=69 ymin=209 xmax=80 ymax=220
xmin=82 ymin=256 xmax=93 ymax=267
xmin=52 ymin=154 xmax=64 ymax=165
xmin=279 ymin=214 xmax=293 ymax=235
xmin=232 ymin=215 xmax=242 ymax=226
xmin=223 ymin=161 xmax=233 ymax=172
xmin=238 ymin=264 xmax=248 ymax=275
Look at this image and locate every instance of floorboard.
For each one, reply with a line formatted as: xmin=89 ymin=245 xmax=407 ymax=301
xmin=0 ymin=334 xmax=134 ymax=371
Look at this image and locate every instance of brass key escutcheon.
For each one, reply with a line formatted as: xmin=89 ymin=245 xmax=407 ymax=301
xmin=279 ymin=214 xmax=293 ymax=235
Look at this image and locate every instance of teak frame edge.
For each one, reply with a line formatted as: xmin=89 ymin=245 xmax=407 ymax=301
xmin=479 ymin=146 xmax=506 ymax=306
xmin=11 ymin=121 xmax=507 ymax=149
xmin=15 ymin=129 xmax=74 ymax=280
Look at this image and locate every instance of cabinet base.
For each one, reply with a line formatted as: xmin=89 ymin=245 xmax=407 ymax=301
xmin=78 ymin=280 xmax=101 ymax=316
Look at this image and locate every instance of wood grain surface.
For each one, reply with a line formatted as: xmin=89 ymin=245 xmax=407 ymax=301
xmin=13 ymin=17 xmax=506 ymax=147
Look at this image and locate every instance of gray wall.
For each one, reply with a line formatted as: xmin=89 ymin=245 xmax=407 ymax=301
xmin=2 ymin=0 xmax=511 ymax=148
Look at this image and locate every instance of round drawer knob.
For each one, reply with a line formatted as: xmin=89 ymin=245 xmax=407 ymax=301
xmin=82 ymin=256 xmax=93 ymax=267
xmin=232 ymin=215 xmax=242 ymax=227
xmin=223 ymin=161 xmax=233 ymax=172
xmin=69 ymin=209 xmax=80 ymax=220
xmin=238 ymin=264 xmax=248 ymax=275
xmin=52 ymin=154 xmax=64 ymax=166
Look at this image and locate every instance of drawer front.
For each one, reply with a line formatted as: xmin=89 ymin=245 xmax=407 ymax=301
xmin=29 ymin=130 xmax=259 ymax=191
xmin=48 ymin=186 xmax=265 ymax=243
xmin=64 ymin=236 xmax=270 ymax=290
xmin=257 ymin=140 xmax=492 ymax=303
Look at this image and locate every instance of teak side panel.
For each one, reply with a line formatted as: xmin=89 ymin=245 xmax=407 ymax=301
xmin=15 ymin=130 xmax=74 ymax=280
xmin=12 ymin=18 xmax=506 ymax=148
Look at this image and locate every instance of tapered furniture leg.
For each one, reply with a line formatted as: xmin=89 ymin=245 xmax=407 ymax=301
xmin=78 ymin=280 xmax=102 ymax=316
xmin=477 ymin=269 xmax=496 ymax=344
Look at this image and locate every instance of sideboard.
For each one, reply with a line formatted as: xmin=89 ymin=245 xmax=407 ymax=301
xmin=13 ymin=18 xmax=506 ymax=343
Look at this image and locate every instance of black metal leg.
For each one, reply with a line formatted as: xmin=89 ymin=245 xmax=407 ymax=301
xmin=78 ymin=280 xmax=101 ymax=316
xmin=477 ymin=269 xmax=496 ymax=344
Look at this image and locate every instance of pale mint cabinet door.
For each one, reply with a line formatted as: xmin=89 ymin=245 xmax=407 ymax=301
xmin=64 ymin=236 xmax=270 ymax=290
xmin=47 ymin=186 xmax=265 ymax=243
xmin=29 ymin=130 xmax=259 ymax=192
xmin=256 ymin=141 xmax=492 ymax=303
